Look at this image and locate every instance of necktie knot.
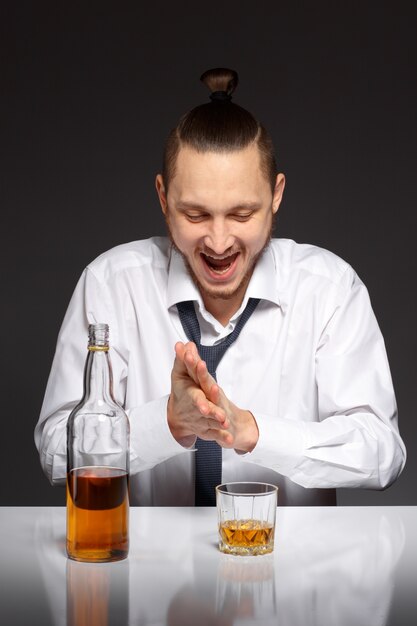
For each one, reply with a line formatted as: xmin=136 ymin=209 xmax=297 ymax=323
xmin=176 ymin=298 xmax=260 ymax=377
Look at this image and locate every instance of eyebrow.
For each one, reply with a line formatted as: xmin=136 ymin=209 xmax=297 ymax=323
xmin=176 ymin=201 xmax=261 ymax=212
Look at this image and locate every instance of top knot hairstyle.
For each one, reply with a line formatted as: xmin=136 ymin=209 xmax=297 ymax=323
xmin=162 ymin=68 xmax=277 ymax=192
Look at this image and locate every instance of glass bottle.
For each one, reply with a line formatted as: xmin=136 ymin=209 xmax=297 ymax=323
xmin=66 ymin=323 xmax=130 ymax=562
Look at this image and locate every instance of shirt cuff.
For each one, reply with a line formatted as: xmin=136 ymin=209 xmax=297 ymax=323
xmin=128 ymin=395 xmax=194 ymax=473
xmin=239 ymin=412 xmax=307 ymax=474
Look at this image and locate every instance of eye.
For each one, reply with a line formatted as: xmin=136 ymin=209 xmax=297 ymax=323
xmin=230 ymin=213 xmax=253 ymax=222
xmin=185 ymin=213 xmax=208 ymax=222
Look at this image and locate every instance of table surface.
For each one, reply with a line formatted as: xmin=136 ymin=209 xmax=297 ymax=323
xmin=0 ymin=506 xmax=416 ymax=626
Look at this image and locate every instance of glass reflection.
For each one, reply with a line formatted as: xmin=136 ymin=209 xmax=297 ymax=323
xmin=32 ymin=507 xmax=405 ymax=626
xmin=167 ymin=508 xmax=405 ymax=626
xmin=216 ymin=555 xmax=276 ymax=622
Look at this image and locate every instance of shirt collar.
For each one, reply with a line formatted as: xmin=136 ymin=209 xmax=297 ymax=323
xmin=167 ymin=247 xmax=204 ymax=309
xmin=167 ymin=244 xmax=282 ymax=310
xmin=244 ymin=245 xmax=281 ymax=306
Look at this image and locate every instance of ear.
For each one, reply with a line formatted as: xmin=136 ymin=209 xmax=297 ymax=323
xmin=155 ymin=174 xmax=168 ymax=215
xmin=272 ymin=173 xmax=286 ymax=215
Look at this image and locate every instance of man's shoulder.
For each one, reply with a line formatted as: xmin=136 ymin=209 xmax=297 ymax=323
xmin=86 ymin=237 xmax=170 ymax=282
xmin=270 ymin=238 xmax=352 ymax=285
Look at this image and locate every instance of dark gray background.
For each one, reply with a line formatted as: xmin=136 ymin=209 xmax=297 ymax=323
xmin=2 ymin=1 xmax=416 ymax=505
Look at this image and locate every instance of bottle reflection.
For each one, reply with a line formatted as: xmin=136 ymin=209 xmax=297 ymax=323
xmin=33 ymin=508 xmax=406 ymax=626
xmin=66 ymin=559 xmax=129 ymax=626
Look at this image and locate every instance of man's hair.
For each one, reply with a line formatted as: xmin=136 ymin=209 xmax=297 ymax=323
xmin=162 ymin=68 xmax=277 ymax=192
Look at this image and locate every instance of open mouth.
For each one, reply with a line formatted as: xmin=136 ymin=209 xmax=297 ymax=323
xmin=200 ymin=252 xmax=240 ymax=276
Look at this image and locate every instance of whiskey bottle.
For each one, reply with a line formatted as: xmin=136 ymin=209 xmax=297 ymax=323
xmin=66 ymin=323 xmax=129 ymax=562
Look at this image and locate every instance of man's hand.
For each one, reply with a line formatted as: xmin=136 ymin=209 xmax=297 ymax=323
xmin=167 ymin=341 xmax=229 ymax=447
xmin=168 ymin=342 xmax=259 ymax=452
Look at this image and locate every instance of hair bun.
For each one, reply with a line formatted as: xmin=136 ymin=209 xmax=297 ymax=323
xmin=162 ymin=67 xmax=277 ymax=193
xmin=200 ymin=68 xmax=239 ymax=98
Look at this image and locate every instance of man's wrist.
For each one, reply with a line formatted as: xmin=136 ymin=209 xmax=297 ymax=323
xmin=234 ymin=409 xmax=259 ymax=454
xmin=167 ymin=394 xmax=196 ymax=448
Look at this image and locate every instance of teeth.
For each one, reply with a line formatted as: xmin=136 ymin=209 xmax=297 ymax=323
xmin=211 ymin=264 xmax=232 ymax=274
xmin=203 ymin=254 xmax=234 ymax=262
xmin=201 ymin=251 xmax=238 ymax=275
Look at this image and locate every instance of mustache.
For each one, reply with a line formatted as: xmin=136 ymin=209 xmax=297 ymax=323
xmin=199 ymin=249 xmax=240 ymax=260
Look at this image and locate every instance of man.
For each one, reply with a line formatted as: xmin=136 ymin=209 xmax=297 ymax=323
xmin=35 ymin=68 xmax=406 ymax=505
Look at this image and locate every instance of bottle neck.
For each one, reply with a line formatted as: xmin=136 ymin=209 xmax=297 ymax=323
xmin=83 ymin=347 xmax=115 ymax=403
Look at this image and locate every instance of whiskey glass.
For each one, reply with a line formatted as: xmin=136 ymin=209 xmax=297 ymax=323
xmin=216 ymin=482 xmax=278 ymax=556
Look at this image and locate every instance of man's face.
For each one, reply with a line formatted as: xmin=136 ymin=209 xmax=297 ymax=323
xmin=156 ymin=144 xmax=284 ymax=310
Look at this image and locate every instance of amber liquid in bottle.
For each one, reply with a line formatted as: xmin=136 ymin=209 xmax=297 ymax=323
xmin=66 ymin=466 xmax=129 ymax=562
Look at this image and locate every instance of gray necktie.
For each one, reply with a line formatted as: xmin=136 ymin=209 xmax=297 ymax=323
xmin=176 ymin=298 xmax=260 ymax=506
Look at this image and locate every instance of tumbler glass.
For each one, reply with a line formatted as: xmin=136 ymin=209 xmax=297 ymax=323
xmin=216 ymin=482 xmax=278 ymax=556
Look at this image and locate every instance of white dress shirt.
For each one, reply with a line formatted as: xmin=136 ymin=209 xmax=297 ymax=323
xmin=34 ymin=237 xmax=406 ymax=505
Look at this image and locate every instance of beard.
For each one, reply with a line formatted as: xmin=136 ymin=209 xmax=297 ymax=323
xmin=165 ymin=216 xmax=274 ymax=303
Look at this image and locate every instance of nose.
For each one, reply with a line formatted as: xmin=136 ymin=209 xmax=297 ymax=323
xmin=203 ymin=217 xmax=235 ymax=255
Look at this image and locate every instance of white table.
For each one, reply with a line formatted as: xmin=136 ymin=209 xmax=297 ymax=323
xmin=0 ymin=506 xmax=416 ymax=625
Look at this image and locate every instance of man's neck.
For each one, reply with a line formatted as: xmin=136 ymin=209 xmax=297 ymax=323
xmin=202 ymin=291 xmax=245 ymax=327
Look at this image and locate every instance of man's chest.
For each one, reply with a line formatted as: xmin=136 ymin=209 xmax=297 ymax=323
xmin=122 ymin=298 xmax=321 ymax=421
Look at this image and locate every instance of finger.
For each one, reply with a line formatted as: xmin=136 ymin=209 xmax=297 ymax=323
xmin=198 ymin=417 xmax=230 ymax=432
xmin=183 ymin=344 xmax=200 ymax=384
xmin=195 ymin=359 xmax=216 ymax=399
xmin=175 ymin=341 xmax=202 ymax=386
xmin=199 ymin=428 xmax=234 ymax=447
xmin=207 ymin=381 xmax=221 ymax=405
xmin=172 ymin=342 xmax=203 ymax=383
xmin=172 ymin=342 xmax=189 ymax=377
xmin=181 ymin=345 xmax=218 ymax=402
xmin=188 ymin=385 xmax=223 ymax=419
xmin=216 ymin=429 xmax=234 ymax=447
xmin=197 ymin=399 xmax=228 ymax=426
xmin=177 ymin=341 xmax=197 ymax=359
xmin=192 ymin=391 xmax=227 ymax=425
